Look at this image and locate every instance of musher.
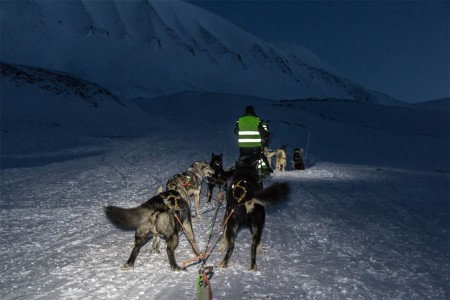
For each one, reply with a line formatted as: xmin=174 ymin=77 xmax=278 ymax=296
xmin=234 ymin=105 xmax=273 ymax=174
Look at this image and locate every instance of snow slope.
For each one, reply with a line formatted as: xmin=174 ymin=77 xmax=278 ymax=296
xmin=0 ymin=62 xmax=157 ymax=156
xmin=1 ymin=74 xmax=449 ymax=299
xmin=0 ymin=0 xmax=401 ymax=104
xmin=413 ymin=98 xmax=450 ymax=112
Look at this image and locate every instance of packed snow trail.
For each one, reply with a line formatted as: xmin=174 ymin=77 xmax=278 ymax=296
xmin=0 ymin=137 xmax=448 ymax=299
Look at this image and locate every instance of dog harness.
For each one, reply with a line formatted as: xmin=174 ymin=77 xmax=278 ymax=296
xmin=231 ymin=179 xmax=248 ymax=203
xmin=167 ymin=173 xmax=193 ymax=189
xmin=162 ymin=192 xmax=181 ymax=211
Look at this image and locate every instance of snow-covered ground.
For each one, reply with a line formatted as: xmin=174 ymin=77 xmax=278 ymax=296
xmin=1 ymin=1 xmax=448 ymax=297
xmin=1 ymin=91 xmax=448 ymax=299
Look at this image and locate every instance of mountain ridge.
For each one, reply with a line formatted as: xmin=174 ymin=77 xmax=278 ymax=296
xmin=1 ymin=0 xmax=402 ymax=105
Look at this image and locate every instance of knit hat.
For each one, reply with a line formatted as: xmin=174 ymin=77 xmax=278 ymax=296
xmin=245 ymin=106 xmax=255 ymax=114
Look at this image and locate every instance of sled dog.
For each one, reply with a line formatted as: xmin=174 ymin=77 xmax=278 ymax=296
xmin=217 ymin=156 xmax=290 ymax=271
xmin=293 ymin=148 xmax=305 ymax=170
xmin=263 ymin=147 xmax=276 ymax=168
xmin=207 ymin=153 xmax=233 ymax=203
xmin=275 ymin=146 xmax=287 ymax=172
xmin=104 ymin=190 xmax=196 ymax=271
xmin=166 ymin=161 xmax=214 ymax=218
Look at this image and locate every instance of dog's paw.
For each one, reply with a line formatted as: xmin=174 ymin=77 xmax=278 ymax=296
xmin=216 ymin=261 xmax=228 ymax=268
xmin=151 ymin=248 xmax=161 ymax=255
xmin=170 ymin=265 xmax=184 ymax=272
xmin=121 ymin=263 xmax=134 ymax=271
xmin=192 ymin=215 xmax=203 ymax=223
xmin=248 ymin=264 xmax=259 ymax=272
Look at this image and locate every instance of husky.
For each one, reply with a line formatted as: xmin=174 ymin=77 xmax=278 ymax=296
xmin=275 ymin=145 xmax=287 ymax=172
xmin=206 ymin=153 xmax=233 ymax=203
xmin=166 ymin=161 xmax=215 ymax=219
xmin=263 ymin=146 xmax=276 ymax=168
xmin=104 ymin=190 xmax=197 ymax=271
xmin=293 ymin=148 xmax=305 ymax=170
xmin=217 ymin=156 xmax=290 ymax=271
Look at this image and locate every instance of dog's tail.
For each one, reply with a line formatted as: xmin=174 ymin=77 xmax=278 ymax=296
xmin=104 ymin=206 xmax=149 ymax=229
xmin=251 ymin=182 xmax=290 ymax=207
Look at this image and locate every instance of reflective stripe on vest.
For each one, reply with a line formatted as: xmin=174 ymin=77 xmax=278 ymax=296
xmin=238 ymin=116 xmax=261 ymax=147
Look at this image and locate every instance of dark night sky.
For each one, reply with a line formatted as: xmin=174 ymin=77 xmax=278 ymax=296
xmin=189 ymin=0 xmax=449 ymax=103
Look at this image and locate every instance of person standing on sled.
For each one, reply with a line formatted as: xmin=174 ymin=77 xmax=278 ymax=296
xmin=234 ymin=106 xmax=273 ymax=173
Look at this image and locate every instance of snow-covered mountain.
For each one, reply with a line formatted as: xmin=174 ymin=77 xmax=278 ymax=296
xmin=1 ymin=0 xmax=401 ymax=104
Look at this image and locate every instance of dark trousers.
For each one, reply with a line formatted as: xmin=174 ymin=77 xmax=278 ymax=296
xmin=239 ymin=147 xmax=272 ymax=170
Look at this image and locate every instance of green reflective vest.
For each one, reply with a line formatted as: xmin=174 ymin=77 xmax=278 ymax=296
xmin=237 ymin=115 xmax=262 ymax=147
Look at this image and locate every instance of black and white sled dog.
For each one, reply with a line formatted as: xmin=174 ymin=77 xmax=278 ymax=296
xmin=207 ymin=153 xmax=232 ymax=203
xmin=104 ymin=190 xmax=196 ymax=271
xmin=166 ymin=161 xmax=214 ymax=219
xmin=217 ymin=156 xmax=290 ymax=271
xmin=293 ymin=148 xmax=305 ymax=170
